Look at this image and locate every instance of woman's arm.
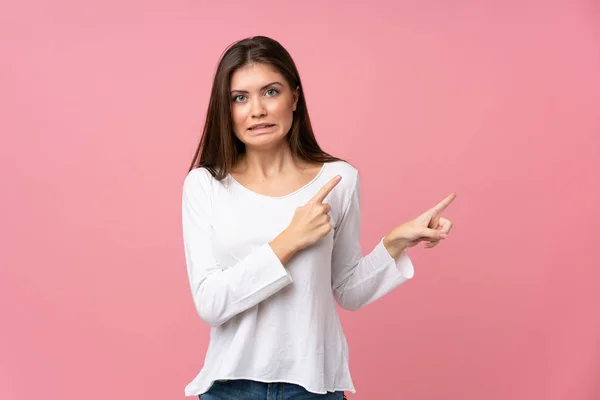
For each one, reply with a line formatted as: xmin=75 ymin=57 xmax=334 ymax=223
xmin=330 ymin=170 xmax=415 ymax=311
xmin=182 ymin=169 xmax=293 ymax=328
xmin=330 ymin=170 xmax=455 ymax=311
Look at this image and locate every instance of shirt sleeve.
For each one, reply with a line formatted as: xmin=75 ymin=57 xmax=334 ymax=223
xmin=182 ymin=169 xmax=293 ymax=327
xmin=330 ymin=170 xmax=415 ymax=311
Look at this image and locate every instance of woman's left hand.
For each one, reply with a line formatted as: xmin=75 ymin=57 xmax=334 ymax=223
xmin=383 ymin=193 xmax=456 ymax=255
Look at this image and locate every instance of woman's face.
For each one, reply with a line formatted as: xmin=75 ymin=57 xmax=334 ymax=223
xmin=230 ymin=63 xmax=299 ymax=150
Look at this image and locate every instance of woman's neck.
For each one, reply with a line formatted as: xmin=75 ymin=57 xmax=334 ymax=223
xmin=235 ymin=145 xmax=303 ymax=180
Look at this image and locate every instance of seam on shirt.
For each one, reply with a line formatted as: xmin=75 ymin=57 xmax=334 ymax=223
xmin=334 ymin=169 xmax=359 ymax=231
xmin=201 ymin=167 xmax=216 ymax=228
xmin=231 ymin=273 xmax=289 ymax=306
xmin=340 ymin=257 xmax=395 ymax=292
xmin=229 ymin=245 xmax=289 ymax=306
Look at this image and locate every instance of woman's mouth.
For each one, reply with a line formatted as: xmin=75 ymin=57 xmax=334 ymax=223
xmin=248 ymin=124 xmax=276 ymax=132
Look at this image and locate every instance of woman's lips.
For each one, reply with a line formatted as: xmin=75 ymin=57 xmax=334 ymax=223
xmin=248 ymin=124 xmax=276 ymax=132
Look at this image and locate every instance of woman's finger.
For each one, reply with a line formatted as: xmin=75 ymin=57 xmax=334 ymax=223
xmin=428 ymin=193 xmax=456 ymax=216
xmin=425 ymin=241 xmax=440 ymax=248
xmin=420 ymin=228 xmax=447 ymax=241
xmin=439 ymin=218 xmax=453 ymax=234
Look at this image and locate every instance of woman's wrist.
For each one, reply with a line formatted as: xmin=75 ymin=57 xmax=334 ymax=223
xmin=382 ymin=234 xmax=407 ymax=260
xmin=269 ymin=230 xmax=300 ymax=265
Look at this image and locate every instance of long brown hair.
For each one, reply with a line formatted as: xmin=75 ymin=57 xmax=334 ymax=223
xmin=187 ymin=36 xmax=343 ymax=180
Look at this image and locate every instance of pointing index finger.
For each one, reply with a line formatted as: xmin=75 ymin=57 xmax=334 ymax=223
xmin=311 ymin=175 xmax=342 ymax=204
xmin=430 ymin=192 xmax=457 ymax=215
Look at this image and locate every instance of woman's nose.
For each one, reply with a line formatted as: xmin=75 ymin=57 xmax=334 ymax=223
xmin=249 ymin=98 xmax=266 ymax=118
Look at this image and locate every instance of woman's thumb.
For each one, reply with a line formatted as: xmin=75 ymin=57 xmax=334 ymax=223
xmin=421 ymin=228 xmax=447 ymax=240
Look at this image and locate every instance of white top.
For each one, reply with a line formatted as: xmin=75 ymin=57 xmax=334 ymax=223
xmin=181 ymin=160 xmax=415 ymax=397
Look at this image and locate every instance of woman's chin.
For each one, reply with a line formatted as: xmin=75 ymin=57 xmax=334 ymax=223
xmin=243 ymin=132 xmax=287 ymax=149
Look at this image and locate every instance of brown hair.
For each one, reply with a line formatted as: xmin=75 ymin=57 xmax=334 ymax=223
xmin=187 ymin=35 xmax=343 ymax=180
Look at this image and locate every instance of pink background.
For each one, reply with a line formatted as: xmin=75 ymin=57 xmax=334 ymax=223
xmin=2 ymin=0 xmax=599 ymax=399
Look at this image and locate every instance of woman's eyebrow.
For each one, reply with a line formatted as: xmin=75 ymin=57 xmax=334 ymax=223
xmin=230 ymin=81 xmax=283 ymax=94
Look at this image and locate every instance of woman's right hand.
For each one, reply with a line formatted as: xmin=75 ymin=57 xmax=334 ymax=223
xmin=269 ymin=175 xmax=342 ymax=263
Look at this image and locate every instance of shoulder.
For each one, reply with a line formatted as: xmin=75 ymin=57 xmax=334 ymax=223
xmin=320 ymin=161 xmax=361 ymax=227
xmin=322 ymin=161 xmax=361 ymax=215
xmin=325 ymin=160 xmax=360 ymax=192
xmin=183 ymin=166 xmax=214 ymax=185
xmin=182 ymin=167 xmax=217 ymax=198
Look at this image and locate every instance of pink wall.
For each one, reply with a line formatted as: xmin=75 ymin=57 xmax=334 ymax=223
xmin=2 ymin=1 xmax=599 ymax=399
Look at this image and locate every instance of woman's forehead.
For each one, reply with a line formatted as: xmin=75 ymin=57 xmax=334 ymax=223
xmin=230 ymin=63 xmax=287 ymax=90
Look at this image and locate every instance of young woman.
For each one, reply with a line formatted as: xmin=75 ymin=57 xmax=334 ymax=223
xmin=182 ymin=36 xmax=455 ymax=399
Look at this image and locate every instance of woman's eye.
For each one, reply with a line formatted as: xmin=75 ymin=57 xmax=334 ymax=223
xmin=233 ymin=95 xmax=246 ymax=102
xmin=266 ymin=88 xmax=279 ymax=97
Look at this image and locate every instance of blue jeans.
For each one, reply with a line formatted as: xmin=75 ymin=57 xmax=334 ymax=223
xmin=199 ymin=379 xmax=345 ymax=400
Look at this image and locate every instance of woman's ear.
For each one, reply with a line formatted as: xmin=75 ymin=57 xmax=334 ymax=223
xmin=292 ymin=86 xmax=300 ymax=111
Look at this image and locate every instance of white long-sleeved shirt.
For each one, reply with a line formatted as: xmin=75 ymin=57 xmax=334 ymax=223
xmin=182 ymin=160 xmax=414 ymax=397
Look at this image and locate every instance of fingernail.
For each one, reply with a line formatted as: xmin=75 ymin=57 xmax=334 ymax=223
xmin=440 ymin=233 xmax=448 ymax=239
